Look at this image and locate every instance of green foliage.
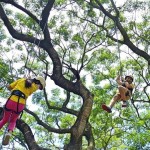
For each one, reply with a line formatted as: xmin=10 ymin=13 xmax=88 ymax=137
xmin=0 ymin=58 xmax=10 ymax=94
xmin=0 ymin=0 xmax=149 ymax=149
xmin=0 ymin=60 xmax=9 ymax=78
xmin=32 ymin=91 xmax=44 ymax=104
xmin=48 ymin=16 xmax=57 ymax=28
xmin=72 ymin=33 xmax=84 ymax=47
xmin=54 ymin=0 xmax=67 ymax=6
xmin=60 ymin=114 xmax=75 ymax=128
xmin=0 ymin=24 xmax=6 ymax=41
xmin=57 ymin=24 xmax=71 ymax=41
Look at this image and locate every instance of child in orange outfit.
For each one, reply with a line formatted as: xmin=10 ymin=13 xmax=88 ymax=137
xmin=102 ymin=75 xmax=134 ymax=113
xmin=0 ymin=76 xmax=46 ymax=145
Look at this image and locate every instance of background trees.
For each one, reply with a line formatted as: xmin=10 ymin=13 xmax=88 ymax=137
xmin=0 ymin=0 xmax=149 ymax=149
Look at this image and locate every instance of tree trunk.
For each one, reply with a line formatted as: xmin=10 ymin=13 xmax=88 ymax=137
xmin=64 ymin=83 xmax=94 ymax=150
xmin=64 ymin=139 xmax=82 ymax=150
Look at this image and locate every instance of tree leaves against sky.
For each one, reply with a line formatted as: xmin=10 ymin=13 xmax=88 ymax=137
xmin=0 ymin=0 xmax=149 ymax=149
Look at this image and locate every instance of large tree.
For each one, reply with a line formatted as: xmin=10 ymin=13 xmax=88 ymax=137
xmin=0 ymin=0 xmax=149 ymax=150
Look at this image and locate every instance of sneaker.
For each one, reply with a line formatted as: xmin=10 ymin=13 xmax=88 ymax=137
xmin=122 ymin=101 xmax=127 ymax=107
xmin=102 ymin=104 xmax=112 ymax=113
xmin=2 ymin=132 xmax=11 ymax=145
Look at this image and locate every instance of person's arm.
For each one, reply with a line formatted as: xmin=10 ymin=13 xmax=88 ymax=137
xmin=125 ymin=83 xmax=134 ymax=89
xmin=7 ymin=78 xmax=22 ymax=91
xmin=115 ymin=75 xmax=122 ymax=85
xmin=121 ymin=76 xmax=125 ymax=82
xmin=7 ymin=85 xmax=12 ymax=91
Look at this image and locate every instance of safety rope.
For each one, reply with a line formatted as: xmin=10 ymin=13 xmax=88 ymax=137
xmin=114 ymin=21 xmax=123 ymax=76
xmin=24 ymin=17 xmax=47 ymax=78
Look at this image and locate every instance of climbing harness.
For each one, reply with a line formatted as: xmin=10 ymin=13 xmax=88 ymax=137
xmin=5 ymin=90 xmax=26 ymax=114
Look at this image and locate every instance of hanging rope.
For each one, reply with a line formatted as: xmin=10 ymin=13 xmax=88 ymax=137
xmin=23 ymin=14 xmax=48 ymax=78
xmin=114 ymin=21 xmax=123 ymax=76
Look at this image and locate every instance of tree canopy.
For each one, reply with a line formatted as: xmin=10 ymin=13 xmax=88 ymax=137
xmin=0 ymin=0 xmax=149 ymax=150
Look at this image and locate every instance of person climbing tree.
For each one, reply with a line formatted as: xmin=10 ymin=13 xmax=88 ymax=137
xmin=102 ymin=75 xmax=134 ymax=113
xmin=0 ymin=76 xmax=46 ymax=145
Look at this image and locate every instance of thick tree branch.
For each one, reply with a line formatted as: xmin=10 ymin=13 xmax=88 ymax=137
xmin=25 ymin=108 xmax=71 ymax=134
xmin=88 ymin=1 xmax=150 ymax=65
xmin=16 ymin=119 xmax=50 ymax=150
xmin=0 ymin=0 xmax=39 ymax=23
xmin=0 ymin=1 xmax=51 ymax=42
xmin=110 ymin=0 xmax=119 ymax=17
xmin=0 ymin=4 xmax=41 ymax=44
xmin=41 ymin=0 xmax=55 ymax=26
xmin=90 ymin=0 xmax=115 ymax=20
xmin=40 ymin=0 xmax=55 ymax=40
xmin=84 ymin=123 xmax=95 ymax=149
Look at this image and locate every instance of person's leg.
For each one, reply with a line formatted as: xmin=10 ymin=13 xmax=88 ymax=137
xmin=0 ymin=110 xmax=12 ymax=129
xmin=109 ymin=93 xmax=121 ymax=109
xmin=2 ymin=100 xmax=24 ymax=145
xmin=102 ymin=93 xmax=121 ymax=113
xmin=2 ymin=113 xmax=20 ymax=146
xmin=118 ymin=86 xmax=130 ymax=107
xmin=8 ymin=113 xmax=20 ymax=132
xmin=6 ymin=100 xmax=24 ymax=131
xmin=4 ymin=100 xmax=24 ymax=131
xmin=1 ymin=110 xmax=14 ymax=145
xmin=118 ymin=86 xmax=129 ymax=100
xmin=2 ymin=130 xmax=13 ymax=145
